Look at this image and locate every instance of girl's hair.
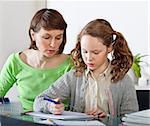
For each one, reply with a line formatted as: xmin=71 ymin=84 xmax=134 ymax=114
xmin=71 ymin=19 xmax=133 ymax=82
xmin=29 ymin=8 xmax=67 ymax=54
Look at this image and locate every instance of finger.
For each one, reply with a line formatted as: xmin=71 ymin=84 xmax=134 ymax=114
xmin=87 ymin=109 xmax=97 ymax=115
xmin=98 ymin=112 xmax=107 ymax=118
xmin=53 ymin=109 xmax=64 ymax=115
xmin=55 ymin=103 xmax=64 ymax=109
xmin=91 ymin=109 xmax=103 ymax=116
xmin=54 ymin=98 xmax=61 ymax=102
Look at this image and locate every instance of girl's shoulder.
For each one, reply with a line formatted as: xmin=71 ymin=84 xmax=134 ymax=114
xmin=115 ymin=73 xmax=134 ymax=89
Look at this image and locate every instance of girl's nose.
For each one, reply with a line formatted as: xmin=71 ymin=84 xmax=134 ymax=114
xmin=87 ymin=53 xmax=93 ymax=61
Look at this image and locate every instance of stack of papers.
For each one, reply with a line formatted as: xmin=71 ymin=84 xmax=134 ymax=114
xmin=27 ymin=111 xmax=106 ymax=126
xmin=27 ymin=111 xmax=94 ymax=120
xmin=122 ymin=109 xmax=150 ymax=126
xmin=39 ymin=119 xmax=106 ymax=126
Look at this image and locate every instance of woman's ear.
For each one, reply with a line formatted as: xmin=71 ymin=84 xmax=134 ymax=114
xmin=30 ymin=29 xmax=35 ymax=41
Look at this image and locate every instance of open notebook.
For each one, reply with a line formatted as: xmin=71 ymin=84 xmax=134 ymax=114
xmin=27 ymin=111 xmax=94 ymax=120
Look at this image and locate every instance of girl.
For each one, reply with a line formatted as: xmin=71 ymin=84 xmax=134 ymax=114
xmin=0 ymin=8 xmax=73 ymax=111
xmin=33 ymin=19 xmax=139 ymax=118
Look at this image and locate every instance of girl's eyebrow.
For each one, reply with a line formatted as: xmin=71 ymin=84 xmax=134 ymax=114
xmin=82 ymin=48 xmax=101 ymax=52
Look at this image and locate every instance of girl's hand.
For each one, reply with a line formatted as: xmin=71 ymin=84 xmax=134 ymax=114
xmin=48 ymin=98 xmax=64 ymax=115
xmin=86 ymin=108 xmax=107 ymax=118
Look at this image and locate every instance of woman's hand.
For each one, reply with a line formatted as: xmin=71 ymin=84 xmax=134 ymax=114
xmin=86 ymin=108 xmax=107 ymax=119
xmin=48 ymin=98 xmax=64 ymax=115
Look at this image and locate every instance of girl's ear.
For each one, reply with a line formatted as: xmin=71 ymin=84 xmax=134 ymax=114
xmin=30 ymin=29 xmax=35 ymax=41
xmin=108 ymin=44 xmax=113 ymax=53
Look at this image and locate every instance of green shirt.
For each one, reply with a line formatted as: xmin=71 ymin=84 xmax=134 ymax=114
xmin=0 ymin=53 xmax=73 ymax=111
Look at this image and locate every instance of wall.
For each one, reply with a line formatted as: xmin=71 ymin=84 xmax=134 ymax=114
xmin=47 ymin=0 xmax=150 ymax=85
xmin=0 ymin=0 xmax=46 ymax=101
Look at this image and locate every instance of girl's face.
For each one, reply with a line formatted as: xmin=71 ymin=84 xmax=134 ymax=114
xmin=31 ymin=28 xmax=64 ymax=58
xmin=81 ymin=35 xmax=112 ymax=72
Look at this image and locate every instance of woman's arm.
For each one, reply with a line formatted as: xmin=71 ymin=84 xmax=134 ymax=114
xmin=0 ymin=54 xmax=17 ymax=96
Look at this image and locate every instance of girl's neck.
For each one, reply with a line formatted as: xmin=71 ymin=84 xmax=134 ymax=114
xmin=92 ymin=59 xmax=110 ymax=78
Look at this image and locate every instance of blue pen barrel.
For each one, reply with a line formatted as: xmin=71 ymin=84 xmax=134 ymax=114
xmin=44 ymin=97 xmax=60 ymax=104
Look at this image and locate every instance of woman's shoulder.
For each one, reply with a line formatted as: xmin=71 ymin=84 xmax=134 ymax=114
xmin=19 ymin=49 xmax=35 ymax=64
xmin=59 ymin=53 xmax=70 ymax=62
xmin=5 ymin=52 xmax=20 ymax=62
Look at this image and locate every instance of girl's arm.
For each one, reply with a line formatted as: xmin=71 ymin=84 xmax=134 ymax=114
xmin=33 ymin=71 xmax=72 ymax=113
xmin=120 ymin=75 xmax=139 ymax=116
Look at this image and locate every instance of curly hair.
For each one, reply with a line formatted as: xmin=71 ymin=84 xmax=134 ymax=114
xmin=71 ymin=19 xmax=133 ymax=82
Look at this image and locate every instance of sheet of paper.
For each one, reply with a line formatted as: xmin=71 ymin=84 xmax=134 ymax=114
xmin=122 ymin=122 xmax=150 ymax=126
xmin=125 ymin=109 xmax=150 ymax=118
xmin=27 ymin=111 xmax=94 ymax=120
xmin=122 ymin=116 xmax=150 ymax=125
xmin=122 ymin=109 xmax=150 ymax=125
xmin=38 ymin=119 xmax=106 ymax=126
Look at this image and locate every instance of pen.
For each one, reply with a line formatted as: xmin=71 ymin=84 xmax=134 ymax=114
xmin=44 ymin=96 xmax=60 ymax=104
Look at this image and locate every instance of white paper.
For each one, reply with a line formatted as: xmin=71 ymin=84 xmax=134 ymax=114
xmin=122 ymin=122 xmax=150 ymax=126
xmin=125 ymin=109 xmax=150 ymax=118
xmin=122 ymin=116 xmax=150 ymax=125
xmin=27 ymin=111 xmax=94 ymax=120
xmin=122 ymin=109 xmax=150 ymax=125
xmin=39 ymin=119 xmax=106 ymax=126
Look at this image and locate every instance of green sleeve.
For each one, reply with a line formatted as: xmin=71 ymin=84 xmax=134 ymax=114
xmin=0 ymin=54 xmax=18 ymax=96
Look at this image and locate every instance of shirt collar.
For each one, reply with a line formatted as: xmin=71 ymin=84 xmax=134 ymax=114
xmin=85 ymin=62 xmax=111 ymax=79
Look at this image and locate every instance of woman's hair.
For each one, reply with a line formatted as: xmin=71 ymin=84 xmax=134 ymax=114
xmin=71 ymin=19 xmax=133 ymax=82
xmin=29 ymin=8 xmax=67 ymax=54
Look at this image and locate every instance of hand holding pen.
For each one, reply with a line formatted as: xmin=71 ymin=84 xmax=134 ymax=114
xmin=44 ymin=96 xmax=64 ymax=115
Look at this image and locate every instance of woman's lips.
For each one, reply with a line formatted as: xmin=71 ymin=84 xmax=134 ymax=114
xmin=46 ymin=50 xmax=56 ymax=54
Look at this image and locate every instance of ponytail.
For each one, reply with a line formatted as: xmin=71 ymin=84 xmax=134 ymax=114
xmin=111 ymin=32 xmax=133 ymax=82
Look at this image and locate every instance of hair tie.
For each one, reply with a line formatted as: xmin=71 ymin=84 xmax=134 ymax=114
xmin=112 ymin=31 xmax=117 ymax=43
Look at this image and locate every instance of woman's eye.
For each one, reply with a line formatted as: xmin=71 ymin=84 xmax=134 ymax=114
xmin=42 ymin=36 xmax=50 ymax=39
xmin=56 ymin=35 xmax=63 ymax=40
xmin=56 ymin=37 xmax=61 ymax=40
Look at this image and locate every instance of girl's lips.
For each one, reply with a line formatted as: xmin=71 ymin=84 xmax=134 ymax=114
xmin=87 ymin=63 xmax=94 ymax=67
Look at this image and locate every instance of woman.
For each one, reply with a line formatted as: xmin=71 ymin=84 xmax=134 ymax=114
xmin=0 ymin=8 xmax=73 ymax=111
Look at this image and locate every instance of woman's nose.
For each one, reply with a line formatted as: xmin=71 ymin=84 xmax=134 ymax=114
xmin=49 ymin=39 xmax=56 ymax=47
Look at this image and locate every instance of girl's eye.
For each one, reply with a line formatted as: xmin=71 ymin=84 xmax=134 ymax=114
xmin=94 ymin=52 xmax=99 ymax=54
xmin=82 ymin=50 xmax=87 ymax=53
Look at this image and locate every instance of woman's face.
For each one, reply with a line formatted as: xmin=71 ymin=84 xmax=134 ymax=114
xmin=31 ymin=28 xmax=64 ymax=58
xmin=81 ymin=35 xmax=112 ymax=72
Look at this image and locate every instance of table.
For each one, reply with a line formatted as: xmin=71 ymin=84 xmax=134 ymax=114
xmin=0 ymin=102 xmax=122 ymax=126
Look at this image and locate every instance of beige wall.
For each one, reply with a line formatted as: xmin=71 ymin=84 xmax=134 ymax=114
xmin=0 ymin=0 xmax=46 ymax=101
